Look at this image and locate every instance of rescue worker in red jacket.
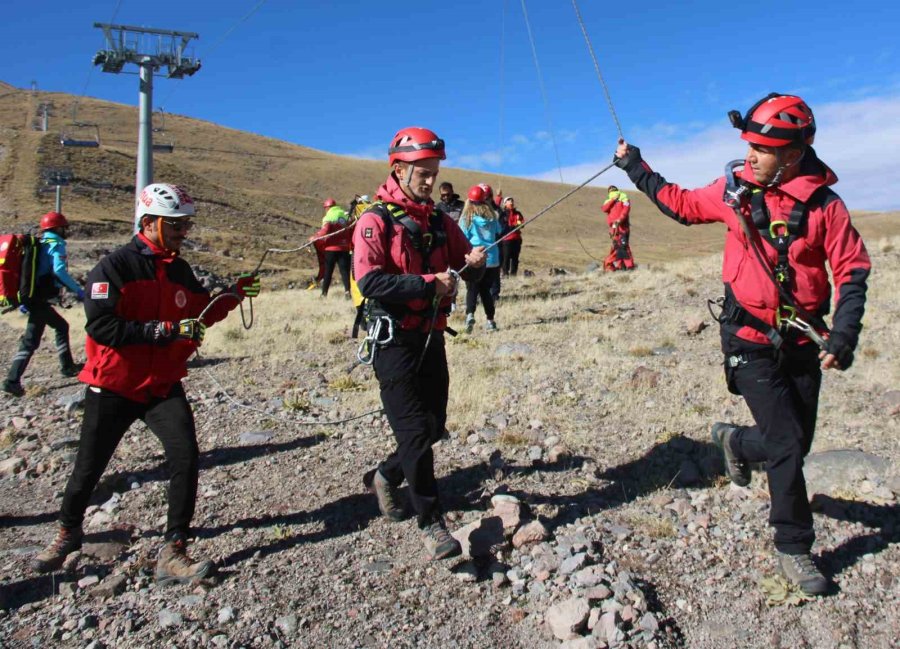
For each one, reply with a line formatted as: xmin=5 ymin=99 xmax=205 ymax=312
xmin=32 ymin=183 xmax=261 ymax=584
xmin=312 ymin=198 xmax=353 ymax=298
xmin=353 ymin=127 xmax=485 ymax=560
xmin=500 ymin=196 xmax=525 ymax=277
xmin=601 ymin=186 xmax=635 ymax=271
xmin=614 ymin=93 xmax=870 ymax=596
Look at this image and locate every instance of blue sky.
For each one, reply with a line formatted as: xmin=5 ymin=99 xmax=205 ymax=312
xmin=2 ymin=0 xmax=899 ymax=209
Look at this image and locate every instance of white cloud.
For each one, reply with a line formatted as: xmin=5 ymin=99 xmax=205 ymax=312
xmin=534 ymin=94 xmax=900 ymax=211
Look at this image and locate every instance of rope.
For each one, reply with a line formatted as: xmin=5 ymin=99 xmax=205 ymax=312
xmin=456 ymin=161 xmax=617 ymax=276
xmin=519 ymin=0 xmax=603 ymax=266
xmin=71 ymin=0 xmax=124 ymax=123
xmin=571 ymin=0 xmax=624 ymax=140
xmin=251 ymin=219 xmax=356 ymax=274
xmin=199 ymin=365 xmax=383 ymax=426
xmin=498 ymin=0 xmax=507 ymax=167
xmin=160 ymin=0 xmax=268 ymax=109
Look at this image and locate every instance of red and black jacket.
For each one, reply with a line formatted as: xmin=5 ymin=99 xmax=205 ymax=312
xmin=352 ymin=173 xmax=476 ymax=333
xmin=617 ymin=148 xmax=870 ymax=352
xmin=79 ymin=234 xmax=239 ymax=402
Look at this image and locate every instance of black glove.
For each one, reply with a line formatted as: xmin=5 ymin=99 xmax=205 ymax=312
xmin=614 ymin=143 xmax=642 ymax=170
xmin=825 ymin=330 xmax=855 ymax=370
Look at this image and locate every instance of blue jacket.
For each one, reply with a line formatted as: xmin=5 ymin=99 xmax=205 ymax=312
xmin=460 ymin=215 xmax=502 ymax=268
xmin=38 ymin=231 xmax=81 ymax=294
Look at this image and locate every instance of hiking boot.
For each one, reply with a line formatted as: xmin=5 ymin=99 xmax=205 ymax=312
xmin=368 ymin=469 xmax=405 ymax=522
xmin=344 ymin=291 xmax=352 ymax=300
xmin=155 ymin=538 xmax=213 ymax=586
xmin=60 ymin=362 xmax=84 ymax=378
xmin=776 ymin=551 xmax=828 ymax=596
xmin=711 ymin=422 xmax=751 ymax=487
xmin=32 ymin=526 xmax=83 ymax=573
xmin=464 ymin=314 xmax=475 ymax=334
xmin=485 ymin=320 xmax=498 ymax=332
xmin=2 ymin=381 xmax=25 ymax=397
xmin=421 ymin=518 xmax=461 ymax=561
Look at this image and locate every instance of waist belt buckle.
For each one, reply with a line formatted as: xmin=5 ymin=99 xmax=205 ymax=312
xmin=727 ymin=354 xmax=746 ymax=368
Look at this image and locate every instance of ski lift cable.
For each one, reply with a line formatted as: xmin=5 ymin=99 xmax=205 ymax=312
xmin=159 ymin=0 xmax=269 ymax=109
xmin=71 ymin=0 xmax=125 ymax=124
xmin=571 ymin=0 xmax=624 ymax=140
xmin=519 ymin=0 xmax=603 ymax=265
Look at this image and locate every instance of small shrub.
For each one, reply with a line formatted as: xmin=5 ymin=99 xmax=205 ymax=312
xmin=861 ymin=347 xmax=879 ymax=359
xmin=284 ymin=394 xmax=310 ymax=412
xmin=329 ymin=376 xmax=363 ymax=391
xmin=629 ymin=346 xmax=654 ymax=357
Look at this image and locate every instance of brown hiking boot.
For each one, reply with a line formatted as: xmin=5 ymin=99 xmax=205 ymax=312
xmin=155 ymin=539 xmax=213 ymax=586
xmin=369 ymin=470 xmax=406 ymax=522
xmin=32 ymin=526 xmax=83 ymax=573
xmin=421 ymin=518 xmax=461 ymax=561
xmin=776 ymin=551 xmax=828 ymax=596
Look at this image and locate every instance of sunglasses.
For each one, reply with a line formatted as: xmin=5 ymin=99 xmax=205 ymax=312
xmin=161 ymin=218 xmax=193 ymax=232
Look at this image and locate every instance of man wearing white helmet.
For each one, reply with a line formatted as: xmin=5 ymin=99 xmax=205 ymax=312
xmin=32 ymin=183 xmax=261 ymax=585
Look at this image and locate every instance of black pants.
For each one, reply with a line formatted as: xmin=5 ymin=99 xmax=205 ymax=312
xmin=6 ymin=300 xmax=74 ymax=385
xmin=322 ymin=251 xmax=351 ymax=295
xmin=374 ymin=333 xmax=449 ymax=528
xmin=502 ymin=240 xmax=522 ymax=276
xmin=466 ymin=267 xmax=499 ymax=321
xmin=59 ymin=383 xmax=199 ymax=540
xmin=727 ymin=346 xmax=822 ymax=554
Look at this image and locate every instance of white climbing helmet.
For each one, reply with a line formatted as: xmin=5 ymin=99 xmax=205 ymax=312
xmin=136 ymin=183 xmax=195 ymax=220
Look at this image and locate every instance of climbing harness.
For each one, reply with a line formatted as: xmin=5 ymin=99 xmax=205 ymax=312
xmin=716 ymin=160 xmax=834 ymax=351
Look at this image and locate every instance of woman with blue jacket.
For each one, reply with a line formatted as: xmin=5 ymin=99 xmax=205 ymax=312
xmin=459 ymin=185 xmax=502 ymax=333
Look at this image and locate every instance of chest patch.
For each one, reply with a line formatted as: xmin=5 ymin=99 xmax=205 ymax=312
xmin=175 ymin=290 xmax=187 ymax=309
xmin=91 ymin=282 xmax=110 ymax=300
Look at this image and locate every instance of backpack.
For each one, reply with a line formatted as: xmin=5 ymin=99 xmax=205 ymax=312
xmin=0 ymin=234 xmax=40 ymax=312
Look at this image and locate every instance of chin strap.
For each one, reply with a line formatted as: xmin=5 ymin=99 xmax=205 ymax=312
xmin=768 ymin=148 xmax=805 ymax=187
xmin=156 ymin=217 xmax=168 ymax=251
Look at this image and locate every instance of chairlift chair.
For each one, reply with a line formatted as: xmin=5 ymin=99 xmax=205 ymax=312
xmin=152 ymin=108 xmax=175 ymax=154
xmin=60 ymin=122 xmax=101 ymax=148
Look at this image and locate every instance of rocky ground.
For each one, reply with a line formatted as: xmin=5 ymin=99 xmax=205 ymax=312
xmin=0 ymin=238 xmax=898 ymax=649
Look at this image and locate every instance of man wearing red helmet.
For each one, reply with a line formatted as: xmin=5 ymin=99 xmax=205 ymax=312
xmin=3 ymin=212 xmax=84 ymax=397
xmin=312 ymin=198 xmax=353 ymax=298
xmin=353 ymin=127 xmax=486 ymax=560
xmin=614 ymin=93 xmax=870 ymax=596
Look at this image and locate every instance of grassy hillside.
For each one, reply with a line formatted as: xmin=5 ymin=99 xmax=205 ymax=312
xmin=0 ymin=83 xmax=897 ymax=287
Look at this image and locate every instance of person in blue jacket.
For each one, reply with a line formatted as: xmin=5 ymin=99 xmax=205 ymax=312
xmin=3 ymin=212 xmax=84 ymax=397
xmin=459 ymin=185 xmax=503 ymax=333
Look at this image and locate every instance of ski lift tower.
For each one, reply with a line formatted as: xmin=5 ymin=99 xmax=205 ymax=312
xmin=92 ymin=23 xmax=201 ymax=233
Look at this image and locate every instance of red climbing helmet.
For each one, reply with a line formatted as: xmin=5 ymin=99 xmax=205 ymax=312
xmin=388 ymin=127 xmax=446 ymax=165
xmin=40 ymin=211 xmax=69 ymax=230
xmin=467 ymin=185 xmax=486 ymax=203
xmin=323 ymin=198 xmax=336 ymax=208
xmin=728 ymin=93 xmax=816 ymax=147
xmin=478 ymin=183 xmax=493 ymax=197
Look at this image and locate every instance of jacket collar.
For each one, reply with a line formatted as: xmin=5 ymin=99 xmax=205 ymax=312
xmin=135 ymin=232 xmax=178 ymax=260
xmin=741 ymin=147 xmax=837 ymax=203
xmin=376 ymin=173 xmax=435 ymax=221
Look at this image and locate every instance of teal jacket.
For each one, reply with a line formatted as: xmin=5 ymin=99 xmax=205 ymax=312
xmin=38 ymin=231 xmax=81 ymax=293
xmin=460 ymin=215 xmax=502 ymax=268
